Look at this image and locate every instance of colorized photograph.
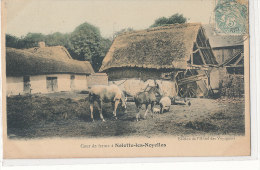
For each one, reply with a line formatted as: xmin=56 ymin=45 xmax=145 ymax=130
xmin=2 ymin=0 xmax=251 ymax=158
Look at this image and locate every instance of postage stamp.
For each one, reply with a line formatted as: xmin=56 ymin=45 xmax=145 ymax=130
xmin=214 ymin=0 xmax=248 ymax=35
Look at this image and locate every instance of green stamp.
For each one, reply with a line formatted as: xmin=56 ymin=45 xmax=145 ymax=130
xmin=215 ymin=0 xmax=247 ymax=35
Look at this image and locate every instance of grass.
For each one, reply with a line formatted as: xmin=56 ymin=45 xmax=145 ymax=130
xmin=7 ymin=93 xmax=245 ymax=139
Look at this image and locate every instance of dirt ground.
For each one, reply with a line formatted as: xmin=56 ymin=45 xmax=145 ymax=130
xmin=7 ymin=92 xmax=245 ymax=139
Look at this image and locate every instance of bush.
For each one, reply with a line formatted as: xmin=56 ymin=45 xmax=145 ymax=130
xmin=7 ymin=95 xmax=120 ymax=129
xmin=7 ymin=95 xmax=88 ymax=129
xmin=219 ymin=74 xmax=244 ymax=98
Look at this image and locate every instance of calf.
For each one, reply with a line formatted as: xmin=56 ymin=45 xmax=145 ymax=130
xmin=153 ymin=108 xmax=160 ymax=114
xmin=159 ymin=96 xmax=171 ymax=113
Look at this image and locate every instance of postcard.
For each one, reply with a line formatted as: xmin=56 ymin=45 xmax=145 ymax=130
xmin=2 ymin=0 xmax=251 ymax=159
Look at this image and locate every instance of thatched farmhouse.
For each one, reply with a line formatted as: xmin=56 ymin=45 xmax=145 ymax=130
xmin=6 ymin=43 xmax=107 ymax=96
xmin=99 ymin=23 xmax=218 ymax=98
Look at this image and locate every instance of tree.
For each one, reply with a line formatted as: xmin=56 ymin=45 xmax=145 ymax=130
xmin=45 ymin=32 xmax=71 ymax=49
xmin=5 ymin=22 xmax=112 ymax=72
xmin=6 ymin=34 xmax=19 ymax=48
xmin=70 ymin=22 xmax=111 ymax=71
xmin=150 ymin=13 xmax=187 ymax=28
xmin=21 ymin=33 xmax=46 ymax=48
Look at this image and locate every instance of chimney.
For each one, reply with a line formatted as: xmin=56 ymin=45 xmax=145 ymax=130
xmin=38 ymin=41 xmax=45 ymax=48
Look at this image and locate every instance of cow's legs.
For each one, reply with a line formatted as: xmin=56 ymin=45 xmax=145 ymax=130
xmin=113 ymin=99 xmax=120 ymax=120
xmin=135 ymin=104 xmax=141 ymax=121
xmin=97 ymin=100 xmax=105 ymax=122
xmin=111 ymin=102 xmax=115 ymax=117
xmin=89 ymin=92 xmax=95 ymax=122
xmin=144 ymin=103 xmax=149 ymax=119
xmin=90 ymin=103 xmax=94 ymax=122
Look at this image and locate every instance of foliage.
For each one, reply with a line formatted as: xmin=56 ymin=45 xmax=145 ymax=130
xmin=21 ymin=33 xmax=46 ymax=48
xmin=45 ymin=32 xmax=72 ymax=49
xmin=114 ymin=27 xmax=134 ymax=38
xmin=5 ymin=22 xmax=112 ymax=72
xmin=150 ymin=13 xmax=187 ymax=28
xmin=219 ymin=74 xmax=244 ymax=98
xmin=69 ymin=23 xmax=111 ymax=71
xmin=6 ymin=34 xmax=19 ymax=48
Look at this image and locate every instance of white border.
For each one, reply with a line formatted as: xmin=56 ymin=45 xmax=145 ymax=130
xmin=1 ymin=0 xmax=259 ymax=168
xmin=1 ymin=156 xmax=258 ymax=166
xmin=249 ymin=0 xmax=259 ymax=161
xmin=0 ymin=0 xmax=3 ymax=167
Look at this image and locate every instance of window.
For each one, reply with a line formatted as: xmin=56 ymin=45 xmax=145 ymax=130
xmin=70 ymin=75 xmax=75 ymax=90
xmin=46 ymin=77 xmax=58 ymax=92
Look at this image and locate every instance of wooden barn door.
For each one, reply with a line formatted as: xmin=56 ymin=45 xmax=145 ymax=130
xmin=46 ymin=77 xmax=58 ymax=92
xmin=23 ymin=76 xmax=31 ymax=94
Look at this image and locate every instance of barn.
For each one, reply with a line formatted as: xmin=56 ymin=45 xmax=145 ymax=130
xmin=6 ymin=43 xmax=107 ymax=96
xmin=204 ymin=24 xmax=244 ymax=65
xmin=204 ymin=24 xmax=244 ymax=75
xmin=204 ymin=25 xmax=245 ymax=96
xmin=99 ymin=23 xmax=218 ymax=98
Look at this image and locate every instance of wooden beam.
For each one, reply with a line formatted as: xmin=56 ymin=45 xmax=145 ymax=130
xmin=176 ymin=74 xmax=207 ymax=86
xmin=204 ymin=39 xmax=215 ymax=64
xmin=196 ymin=46 xmax=211 ymax=50
xmin=226 ymin=65 xmax=244 ymax=68
xmin=205 ymin=39 xmax=209 ymax=47
xmin=198 ymin=29 xmax=216 ymax=65
xmin=192 ymin=49 xmax=199 ymax=53
xmin=195 ymin=42 xmax=207 ymax=65
xmin=233 ymin=53 xmax=244 ymax=65
xmin=196 ymin=31 xmax=211 ymax=63
xmin=198 ymin=28 xmax=207 ymax=47
xmin=187 ymin=65 xmax=211 ymax=71
xmin=191 ymin=54 xmax=193 ymax=65
xmin=218 ymin=50 xmax=243 ymax=67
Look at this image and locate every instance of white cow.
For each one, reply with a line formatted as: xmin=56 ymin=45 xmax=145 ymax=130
xmin=159 ymin=96 xmax=171 ymax=113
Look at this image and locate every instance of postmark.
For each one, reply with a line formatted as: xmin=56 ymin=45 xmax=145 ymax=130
xmin=215 ymin=0 xmax=248 ymax=35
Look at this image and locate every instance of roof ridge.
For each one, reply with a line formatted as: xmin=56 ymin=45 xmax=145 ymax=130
xmin=116 ymin=23 xmax=202 ymax=37
xmin=25 ymin=45 xmax=64 ymax=50
xmin=59 ymin=46 xmax=73 ymax=59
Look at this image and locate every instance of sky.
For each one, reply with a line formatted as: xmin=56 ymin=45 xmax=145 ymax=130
xmin=5 ymin=0 xmax=216 ymax=38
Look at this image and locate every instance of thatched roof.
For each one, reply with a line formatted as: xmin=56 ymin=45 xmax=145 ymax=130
xmin=203 ymin=24 xmax=244 ymax=48
xmin=100 ymin=23 xmax=217 ymax=72
xmin=6 ymin=47 xmax=94 ymax=76
xmin=24 ymin=46 xmax=73 ymax=60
